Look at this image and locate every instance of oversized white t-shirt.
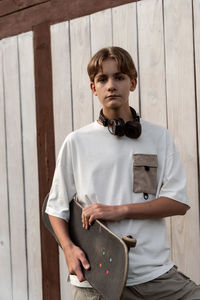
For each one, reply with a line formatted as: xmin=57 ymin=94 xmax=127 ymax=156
xmin=46 ymin=119 xmax=189 ymax=286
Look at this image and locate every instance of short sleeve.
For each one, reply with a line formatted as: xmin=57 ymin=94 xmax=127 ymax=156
xmin=45 ymin=135 xmax=76 ymax=221
xmin=158 ymin=131 xmax=190 ymax=206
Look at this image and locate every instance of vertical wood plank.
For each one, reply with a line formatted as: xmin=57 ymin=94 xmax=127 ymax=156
xmin=51 ymin=21 xmax=73 ymax=300
xmin=33 ymin=22 xmax=61 ymax=300
xmin=137 ymin=0 xmax=167 ymax=125
xmin=0 ymin=39 xmax=12 ymax=300
xmin=3 ymin=36 xmax=28 ymax=300
xmin=90 ymin=9 xmax=112 ymax=119
xmin=137 ymin=0 xmax=171 ymax=245
xmin=164 ymin=0 xmax=200 ymax=283
xmin=112 ymin=2 xmax=139 ymax=112
xmin=90 ymin=9 xmax=112 ymax=54
xmin=51 ymin=22 xmax=73 ymax=154
xmin=193 ymin=0 xmax=200 ymax=195
xmin=18 ymin=31 xmax=43 ymax=300
xmin=70 ymin=16 xmax=93 ymax=129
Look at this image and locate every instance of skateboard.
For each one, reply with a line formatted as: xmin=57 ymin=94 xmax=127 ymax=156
xmin=42 ymin=194 xmax=137 ymax=300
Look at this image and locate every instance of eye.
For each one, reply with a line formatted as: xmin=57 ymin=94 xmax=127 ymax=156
xmin=115 ymin=75 xmax=124 ymax=81
xmin=97 ymin=76 xmax=107 ymax=83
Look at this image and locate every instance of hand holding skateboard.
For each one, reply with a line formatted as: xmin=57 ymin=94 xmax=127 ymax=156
xmin=42 ymin=194 xmax=137 ymax=300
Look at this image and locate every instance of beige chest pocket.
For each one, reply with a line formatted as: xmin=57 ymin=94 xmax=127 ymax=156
xmin=133 ymin=154 xmax=158 ymax=195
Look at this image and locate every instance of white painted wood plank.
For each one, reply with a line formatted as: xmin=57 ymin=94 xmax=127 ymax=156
xmin=164 ymin=0 xmax=200 ymax=283
xmin=70 ymin=16 xmax=93 ymax=129
xmin=18 ymin=31 xmax=43 ymax=300
xmin=137 ymin=0 xmax=167 ymax=125
xmin=51 ymin=21 xmax=73 ymax=300
xmin=0 ymin=40 xmax=12 ymax=300
xmin=3 ymin=36 xmax=28 ymax=299
xmin=112 ymin=2 xmax=139 ymax=112
xmin=193 ymin=0 xmax=200 ymax=192
xmin=90 ymin=9 xmax=112 ymax=54
xmin=90 ymin=9 xmax=112 ymax=119
xmin=136 ymin=0 xmax=172 ymax=247
xmin=51 ymin=21 xmax=73 ymax=154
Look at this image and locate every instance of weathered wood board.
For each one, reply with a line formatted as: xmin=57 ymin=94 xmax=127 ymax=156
xmin=0 ymin=33 xmax=42 ymax=300
xmin=164 ymin=0 xmax=200 ymax=282
xmin=1 ymin=1 xmax=200 ymax=300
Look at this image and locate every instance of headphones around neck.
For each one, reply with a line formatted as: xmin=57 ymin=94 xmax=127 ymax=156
xmin=98 ymin=107 xmax=142 ymax=139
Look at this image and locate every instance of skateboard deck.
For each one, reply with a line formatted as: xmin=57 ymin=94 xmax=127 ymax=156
xmin=42 ymin=194 xmax=136 ymax=300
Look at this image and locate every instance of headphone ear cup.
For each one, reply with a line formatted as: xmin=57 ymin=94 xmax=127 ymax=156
xmin=111 ymin=119 xmax=125 ymax=136
xmin=125 ymin=121 xmax=142 ymax=139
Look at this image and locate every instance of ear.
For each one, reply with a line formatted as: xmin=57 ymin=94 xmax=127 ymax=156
xmin=130 ymin=78 xmax=137 ymax=92
xmin=90 ymin=82 xmax=98 ymax=96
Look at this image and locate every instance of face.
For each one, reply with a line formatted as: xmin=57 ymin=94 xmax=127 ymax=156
xmin=90 ymin=58 xmax=137 ymax=112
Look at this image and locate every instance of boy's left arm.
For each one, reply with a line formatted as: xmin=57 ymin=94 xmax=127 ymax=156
xmin=82 ymin=197 xmax=189 ymax=229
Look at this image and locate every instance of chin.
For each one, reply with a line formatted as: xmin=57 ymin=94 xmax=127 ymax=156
xmin=106 ymin=100 xmax=123 ymax=109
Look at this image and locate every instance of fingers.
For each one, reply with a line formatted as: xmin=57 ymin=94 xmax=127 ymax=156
xmin=82 ymin=213 xmax=89 ymax=229
xmin=81 ymin=204 xmax=118 ymax=225
xmin=82 ymin=204 xmax=100 ymax=229
xmin=74 ymin=258 xmax=90 ymax=282
xmin=66 ymin=246 xmax=90 ymax=282
xmin=72 ymin=264 xmax=85 ymax=282
xmin=74 ymin=252 xmax=90 ymax=282
xmin=79 ymin=252 xmax=90 ymax=271
xmin=82 ymin=211 xmax=95 ymax=229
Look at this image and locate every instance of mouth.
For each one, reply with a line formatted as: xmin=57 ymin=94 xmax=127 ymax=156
xmin=106 ymin=95 xmax=120 ymax=99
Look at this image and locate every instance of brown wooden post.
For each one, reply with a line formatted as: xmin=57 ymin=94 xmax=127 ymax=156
xmin=33 ymin=22 xmax=61 ymax=300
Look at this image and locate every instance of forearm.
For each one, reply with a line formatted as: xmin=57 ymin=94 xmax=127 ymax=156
xmin=121 ymin=197 xmax=189 ymax=220
xmin=48 ymin=215 xmax=73 ymax=250
xmin=82 ymin=197 xmax=190 ymax=228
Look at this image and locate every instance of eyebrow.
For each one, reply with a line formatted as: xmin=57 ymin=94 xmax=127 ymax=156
xmin=96 ymin=72 xmax=123 ymax=78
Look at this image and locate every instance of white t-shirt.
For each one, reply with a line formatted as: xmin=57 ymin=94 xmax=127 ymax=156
xmin=46 ymin=119 xmax=189 ymax=286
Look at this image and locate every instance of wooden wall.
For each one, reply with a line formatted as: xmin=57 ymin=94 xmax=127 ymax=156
xmin=0 ymin=0 xmax=200 ymax=299
xmin=0 ymin=32 xmax=42 ymax=300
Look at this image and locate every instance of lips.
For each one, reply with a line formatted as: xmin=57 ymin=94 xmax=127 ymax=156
xmin=106 ymin=95 xmax=120 ymax=99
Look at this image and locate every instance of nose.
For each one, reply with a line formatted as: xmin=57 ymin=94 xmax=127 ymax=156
xmin=107 ymin=78 xmax=116 ymax=92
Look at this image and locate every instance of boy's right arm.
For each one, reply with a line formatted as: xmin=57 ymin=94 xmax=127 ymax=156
xmin=48 ymin=215 xmax=90 ymax=282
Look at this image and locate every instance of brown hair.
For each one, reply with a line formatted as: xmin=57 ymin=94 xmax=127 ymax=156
xmin=87 ymin=46 xmax=137 ymax=82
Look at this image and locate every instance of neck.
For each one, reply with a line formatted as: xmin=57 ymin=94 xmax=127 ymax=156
xmin=102 ymin=106 xmax=134 ymax=122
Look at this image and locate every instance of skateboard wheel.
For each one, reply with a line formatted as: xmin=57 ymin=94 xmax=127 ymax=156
xmin=122 ymin=235 xmax=137 ymax=248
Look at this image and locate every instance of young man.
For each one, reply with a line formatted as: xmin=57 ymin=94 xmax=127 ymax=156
xmin=46 ymin=47 xmax=200 ymax=299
